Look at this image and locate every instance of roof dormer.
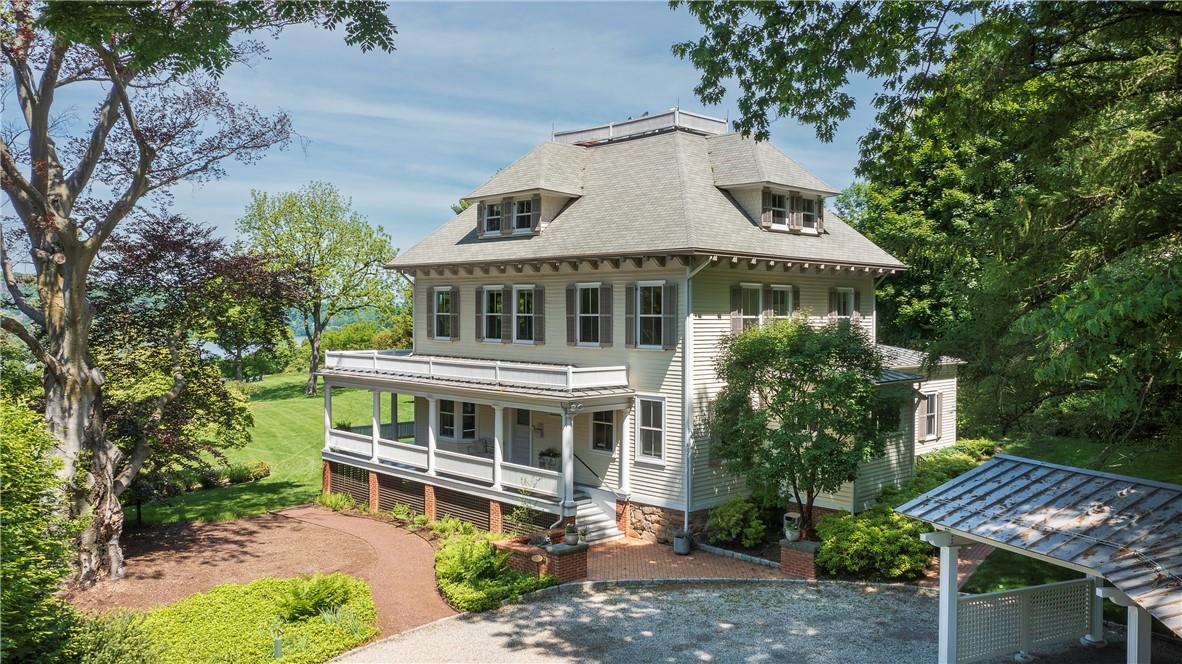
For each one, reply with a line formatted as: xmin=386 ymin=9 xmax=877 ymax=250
xmin=465 ymin=142 xmax=585 ymax=239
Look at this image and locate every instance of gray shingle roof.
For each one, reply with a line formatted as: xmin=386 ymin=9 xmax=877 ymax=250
xmin=394 ymin=130 xmax=903 ymax=269
xmin=897 ymin=454 xmax=1182 ymax=637
xmin=466 ymin=141 xmax=586 ymax=198
xmin=877 ymin=343 xmax=962 ymax=369
xmin=707 ymin=133 xmax=839 ymax=194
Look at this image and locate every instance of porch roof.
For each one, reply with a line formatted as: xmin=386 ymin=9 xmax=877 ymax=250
xmin=318 ymin=366 xmax=634 ymax=401
xmin=896 ymin=454 xmax=1182 ymax=636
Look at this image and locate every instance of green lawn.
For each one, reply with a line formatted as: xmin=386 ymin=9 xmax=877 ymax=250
xmin=132 ymin=374 xmax=413 ymax=525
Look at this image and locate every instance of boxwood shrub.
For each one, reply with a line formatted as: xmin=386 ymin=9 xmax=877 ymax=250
xmin=140 ymin=574 xmax=377 ymax=663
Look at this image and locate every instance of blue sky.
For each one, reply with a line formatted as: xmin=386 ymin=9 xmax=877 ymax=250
xmin=161 ymin=3 xmax=878 ymax=250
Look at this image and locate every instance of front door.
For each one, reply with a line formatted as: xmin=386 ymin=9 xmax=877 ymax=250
xmin=510 ymin=409 xmax=532 ymax=466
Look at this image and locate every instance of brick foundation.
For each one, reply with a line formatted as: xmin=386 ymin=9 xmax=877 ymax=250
xmin=627 ymin=503 xmax=709 ymax=544
xmin=493 ymin=535 xmax=588 ymax=583
xmin=368 ymin=471 xmax=379 ymax=511
xmin=489 ymin=500 xmax=503 ymax=534
xmin=322 ymin=460 xmax=331 ymax=494
xmin=423 ymin=484 xmax=436 ymax=520
xmin=779 ymin=540 xmax=820 ymax=580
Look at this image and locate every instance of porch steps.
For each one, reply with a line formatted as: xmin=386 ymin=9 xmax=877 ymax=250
xmin=575 ymin=496 xmax=623 ymax=543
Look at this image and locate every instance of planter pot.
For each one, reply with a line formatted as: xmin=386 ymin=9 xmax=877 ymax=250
xmin=566 ymin=533 xmax=580 ymax=546
xmin=673 ymin=534 xmax=692 ymax=555
xmin=783 ymin=528 xmax=801 ymax=542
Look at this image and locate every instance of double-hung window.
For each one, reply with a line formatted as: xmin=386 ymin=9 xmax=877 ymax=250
xmin=802 ymin=198 xmax=817 ymax=230
xmin=514 ymin=200 xmax=532 ymax=231
xmin=770 ymin=286 xmax=793 ymax=319
xmin=833 ymin=287 xmax=855 ymax=318
xmin=921 ymin=393 xmax=940 ymax=440
xmin=484 ymin=203 xmax=502 ymax=233
xmin=434 ymin=288 xmax=453 ymax=339
xmin=513 ymin=285 xmax=535 ymax=342
xmin=439 ymin=399 xmax=456 ymax=438
xmin=439 ymin=400 xmax=476 ymax=440
xmin=577 ymin=285 xmax=600 ymax=345
xmin=636 ymin=397 xmax=664 ymax=462
xmin=638 ymin=283 xmax=663 ymax=347
xmin=591 ymin=411 xmax=614 ymax=453
xmin=484 ymin=287 xmax=503 ymax=340
xmin=769 ymin=192 xmax=788 ymax=229
xmin=739 ymin=285 xmax=762 ymax=329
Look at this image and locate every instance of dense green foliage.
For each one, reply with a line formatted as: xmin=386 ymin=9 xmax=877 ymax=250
xmin=0 ymin=333 xmax=40 ymax=400
xmin=434 ymin=533 xmax=557 ymax=612
xmin=705 ymin=497 xmax=767 ymax=549
xmin=315 ymin=491 xmax=357 ymax=512
xmin=0 ymin=398 xmax=82 ymax=661
xmin=710 ymin=319 xmax=885 ymax=536
xmin=139 ymin=575 xmax=376 ymax=664
xmin=62 ymin=612 xmax=162 ymax=664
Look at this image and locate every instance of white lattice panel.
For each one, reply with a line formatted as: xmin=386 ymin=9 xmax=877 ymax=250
xmin=956 ymin=579 xmax=1092 ymax=664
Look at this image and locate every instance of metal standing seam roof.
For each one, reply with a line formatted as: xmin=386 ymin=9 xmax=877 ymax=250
xmin=317 ymin=367 xmax=634 ymax=401
xmin=896 ymin=454 xmax=1182 ymax=636
xmin=877 ymin=343 xmax=963 ymax=369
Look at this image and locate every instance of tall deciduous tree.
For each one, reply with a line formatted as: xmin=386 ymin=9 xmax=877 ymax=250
xmin=237 ymin=181 xmax=398 ymax=396
xmin=203 ymin=252 xmax=298 ymax=381
xmin=0 ymin=1 xmax=396 ymax=584
xmin=710 ymin=320 xmax=885 ymax=538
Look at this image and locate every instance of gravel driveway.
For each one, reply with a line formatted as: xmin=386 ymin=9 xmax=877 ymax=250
xmin=338 ymin=582 xmax=938 ymax=663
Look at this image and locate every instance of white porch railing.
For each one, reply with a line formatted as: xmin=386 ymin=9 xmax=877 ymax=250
xmin=500 ymin=461 xmax=562 ymax=497
xmin=434 ymin=448 xmax=495 ymax=484
xmin=324 ymin=350 xmax=628 ymax=391
xmin=956 ymin=578 xmax=1093 ymax=663
xmin=376 ymin=438 xmax=428 ymax=469
xmin=328 ymin=430 xmax=372 ymax=457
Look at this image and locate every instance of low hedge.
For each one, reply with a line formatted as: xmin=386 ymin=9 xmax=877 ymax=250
xmin=139 ymin=574 xmax=377 ymax=664
xmin=433 ymin=529 xmax=556 ymax=612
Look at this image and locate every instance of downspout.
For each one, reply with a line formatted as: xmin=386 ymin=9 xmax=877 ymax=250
xmin=682 ymin=258 xmax=711 ymax=532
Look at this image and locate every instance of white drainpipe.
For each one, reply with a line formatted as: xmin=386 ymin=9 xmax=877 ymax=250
xmin=682 ymin=257 xmax=711 ymax=532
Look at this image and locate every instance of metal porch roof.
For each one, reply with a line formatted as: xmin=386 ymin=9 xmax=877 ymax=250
xmin=896 ymin=454 xmax=1182 ymax=636
xmin=318 ymin=367 xmax=634 ymax=402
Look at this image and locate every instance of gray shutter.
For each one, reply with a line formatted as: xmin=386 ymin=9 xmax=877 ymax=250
xmin=530 ymin=194 xmax=542 ymax=231
xmin=730 ymin=285 xmax=742 ymax=333
xmin=625 ymin=284 xmax=636 ymax=348
xmin=475 ymin=201 xmax=485 ymax=235
xmin=816 ymin=199 xmax=825 ymax=233
xmin=853 ymin=289 xmax=862 ymax=320
xmin=763 ymin=285 xmax=774 ymax=321
xmin=760 ymin=188 xmax=772 ymax=229
xmin=600 ymin=284 xmax=613 ymax=347
xmin=792 ymin=285 xmax=801 ymax=314
xmin=475 ymin=288 xmax=484 ymax=341
xmin=790 ymin=194 xmax=803 ymax=230
xmin=828 ymin=288 xmax=839 ymax=318
xmin=450 ymin=288 xmax=460 ymax=341
xmin=426 ymin=287 xmax=435 ymax=339
xmin=534 ymin=285 xmax=545 ymax=344
xmin=566 ymin=284 xmax=577 ymax=345
xmin=918 ymin=396 xmax=928 ymax=439
xmin=500 ymin=197 xmax=513 ymax=235
xmin=662 ymin=283 xmax=678 ymax=350
xmin=501 ymin=288 xmax=512 ymax=344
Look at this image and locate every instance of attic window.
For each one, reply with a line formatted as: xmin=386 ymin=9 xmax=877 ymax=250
xmin=514 ymin=200 xmax=533 ymax=231
xmin=802 ymin=198 xmax=817 ymax=230
xmin=769 ymin=193 xmax=788 ymax=229
xmin=484 ymin=204 xmax=502 ymax=233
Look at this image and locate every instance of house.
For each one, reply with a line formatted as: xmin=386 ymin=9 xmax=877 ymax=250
xmin=318 ymin=109 xmax=960 ymax=543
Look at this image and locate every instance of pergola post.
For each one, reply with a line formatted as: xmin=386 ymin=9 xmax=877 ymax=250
xmin=492 ymin=406 xmax=504 ymax=490
xmin=1098 ymin=586 xmax=1153 ymax=664
xmin=921 ymin=531 xmax=972 ymax=664
xmin=426 ymin=397 xmax=438 ymax=476
xmin=1081 ymin=575 xmax=1107 ymax=648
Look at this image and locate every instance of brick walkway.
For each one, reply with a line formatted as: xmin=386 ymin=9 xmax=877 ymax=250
xmin=915 ymin=542 xmax=995 ymax=589
xmin=587 ymin=538 xmax=783 ymax=580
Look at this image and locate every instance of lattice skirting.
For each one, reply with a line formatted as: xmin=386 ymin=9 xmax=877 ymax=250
xmin=956 ymin=579 xmax=1092 ymax=663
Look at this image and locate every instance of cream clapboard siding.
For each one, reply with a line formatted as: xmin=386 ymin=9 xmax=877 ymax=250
xmin=915 ymin=365 xmax=958 ymax=454
xmin=852 ymin=400 xmax=917 ymax=511
xmin=690 ymin=263 xmax=876 ymax=511
xmin=412 ymin=265 xmax=685 ymax=507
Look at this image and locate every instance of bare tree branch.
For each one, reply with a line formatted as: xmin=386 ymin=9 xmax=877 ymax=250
xmin=1 ymin=312 xmax=62 ymax=379
xmin=0 ymin=224 xmax=44 ymax=327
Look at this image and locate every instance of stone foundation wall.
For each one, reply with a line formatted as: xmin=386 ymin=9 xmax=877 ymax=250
xmin=626 ymin=502 xmax=709 ymax=544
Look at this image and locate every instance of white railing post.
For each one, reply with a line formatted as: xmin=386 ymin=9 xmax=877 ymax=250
xmin=323 ymin=385 xmax=332 ymax=451
xmin=373 ymin=350 xmax=378 ymax=371
xmin=566 ymin=366 xmax=574 ymax=390
xmin=426 ymin=397 xmax=438 ymax=476
xmin=492 ymin=406 xmax=504 ymax=490
xmin=370 ymin=390 xmax=380 ymax=463
xmin=495 ymin=361 xmax=501 ymax=384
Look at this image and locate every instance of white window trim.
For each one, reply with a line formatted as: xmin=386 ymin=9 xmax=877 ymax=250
xmin=512 ymin=284 xmax=536 ymax=344
xmin=835 ymin=286 xmax=855 ymax=319
xmin=482 ymin=285 xmax=505 ymax=343
xmin=576 ymin=282 xmax=602 ymax=347
xmin=769 ymin=284 xmax=794 ymax=319
xmin=432 ymin=286 xmax=454 ymax=341
xmin=513 ymin=200 xmax=533 ymax=233
xmin=768 ymin=192 xmax=790 ymax=230
xmin=636 ymin=280 xmax=665 ymax=350
xmin=921 ymin=392 xmax=941 ymax=442
xmin=739 ymin=283 xmax=763 ymax=328
xmin=633 ymin=394 xmax=667 ymax=466
xmin=482 ymin=203 xmax=503 ymax=235
xmin=589 ymin=410 xmax=616 ymax=456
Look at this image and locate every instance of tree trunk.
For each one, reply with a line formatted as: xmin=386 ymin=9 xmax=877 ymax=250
xmin=234 ymin=347 xmax=244 ymax=381
xmin=306 ymin=327 xmax=322 ymax=396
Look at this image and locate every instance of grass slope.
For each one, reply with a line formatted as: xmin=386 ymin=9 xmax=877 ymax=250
xmin=134 ymin=374 xmax=412 ymax=526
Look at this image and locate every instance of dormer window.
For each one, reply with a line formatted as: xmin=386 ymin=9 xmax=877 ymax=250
xmin=484 ymin=203 xmax=502 ymax=233
xmin=802 ymin=198 xmax=817 ymax=230
xmin=769 ymin=193 xmax=788 ymax=229
xmin=760 ymin=189 xmax=825 ymax=234
xmin=514 ymin=200 xmax=533 ymax=232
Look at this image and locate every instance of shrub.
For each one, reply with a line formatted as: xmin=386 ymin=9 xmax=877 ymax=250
xmin=197 ymin=468 xmax=221 ymax=490
xmin=247 ymin=460 xmax=271 ymax=481
xmin=276 ymin=573 xmax=354 ymax=621
xmin=140 ymin=575 xmax=376 ymax=664
xmin=434 ymin=535 xmax=556 ymax=612
xmin=410 ymin=513 xmax=431 ymax=529
xmin=815 ymin=509 xmax=932 ymax=580
xmin=225 ymin=464 xmax=254 ymax=484
xmin=65 ymin=611 xmax=163 ymax=664
xmin=388 ymin=502 xmax=415 ymax=522
xmin=430 ymin=515 xmax=478 ymax=541
xmin=333 ymin=419 xmax=353 ymax=430
xmin=314 ymin=492 xmax=356 ymax=512
xmin=706 ymin=497 xmax=767 ymax=548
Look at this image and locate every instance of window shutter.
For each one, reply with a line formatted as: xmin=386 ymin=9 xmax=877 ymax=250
xmin=426 ymin=288 xmax=435 ymax=339
xmin=760 ymin=188 xmax=772 ymax=229
xmin=816 ymin=199 xmax=825 ymax=233
xmin=853 ymin=290 xmax=862 ymax=320
xmin=534 ymin=285 xmax=545 ymax=344
xmin=600 ymin=284 xmax=613 ymax=347
xmin=730 ymin=285 xmax=742 ymax=333
xmin=934 ymin=393 xmax=941 ymax=435
xmin=500 ymin=197 xmax=513 ymax=235
xmin=763 ymin=285 xmax=774 ymax=321
xmin=501 ymin=289 xmax=512 ymax=344
xmin=828 ymin=288 xmax=839 ymax=318
xmin=475 ymin=289 xmax=485 ymax=341
xmin=565 ymin=284 xmax=577 ymax=346
xmin=790 ymin=194 xmax=803 ymax=230
xmin=625 ymin=284 xmax=636 ymax=348
xmin=530 ymin=194 xmax=542 ymax=231
xmin=792 ymin=285 xmax=801 ymax=314
xmin=450 ymin=288 xmax=460 ymax=341
xmin=662 ymin=283 xmax=678 ymax=350
xmin=918 ymin=397 xmax=929 ymax=438
xmin=476 ymin=201 xmax=485 ymax=235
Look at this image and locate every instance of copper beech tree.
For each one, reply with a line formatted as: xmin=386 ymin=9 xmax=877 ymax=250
xmin=0 ymin=1 xmax=395 ymax=585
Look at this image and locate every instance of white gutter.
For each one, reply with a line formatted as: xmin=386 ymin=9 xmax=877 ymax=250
xmin=682 ymin=258 xmax=712 ymax=532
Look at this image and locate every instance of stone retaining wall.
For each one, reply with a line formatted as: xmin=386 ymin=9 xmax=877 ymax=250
xmin=626 ymin=502 xmax=709 ymax=543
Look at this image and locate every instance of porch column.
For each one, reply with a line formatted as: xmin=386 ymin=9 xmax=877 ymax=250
xmin=426 ymin=397 xmax=438 ymax=476
xmin=560 ymin=406 xmax=577 ymax=515
xmin=1080 ymin=575 xmax=1107 ymax=647
xmin=922 ymin=531 xmax=967 ymax=664
xmin=323 ymin=385 xmax=332 ymax=451
xmin=492 ymin=406 xmax=504 ymax=490
xmin=370 ymin=391 xmax=380 ymax=463
xmin=618 ymin=407 xmax=631 ymax=495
